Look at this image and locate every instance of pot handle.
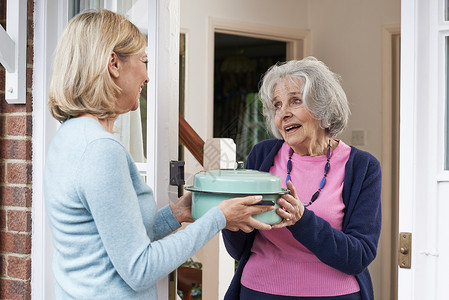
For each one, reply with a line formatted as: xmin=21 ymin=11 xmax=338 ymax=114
xmin=251 ymin=200 xmax=275 ymax=206
xmin=235 ymin=161 xmax=245 ymax=170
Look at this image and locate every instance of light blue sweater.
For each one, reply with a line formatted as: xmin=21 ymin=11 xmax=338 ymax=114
xmin=44 ymin=117 xmax=226 ymax=299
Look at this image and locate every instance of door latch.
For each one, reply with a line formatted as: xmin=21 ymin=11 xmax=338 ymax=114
xmin=398 ymin=232 xmax=411 ymax=269
xmin=169 ymin=160 xmax=185 ymax=186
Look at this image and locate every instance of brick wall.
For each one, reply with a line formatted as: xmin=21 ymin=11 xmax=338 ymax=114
xmin=0 ymin=1 xmax=34 ymax=299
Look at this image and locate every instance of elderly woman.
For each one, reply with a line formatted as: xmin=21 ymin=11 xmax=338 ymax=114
xmin=223 ymin=57 xmax=382 ymax=300
xmin=44 ymin=9 xmax=273 ymax=299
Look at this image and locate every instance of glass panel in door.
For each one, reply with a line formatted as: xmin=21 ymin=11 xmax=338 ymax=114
xmin=446 ymin=0 xmax=449 ymax=20
xmin=68 ymin=0 xmax=148 ymax=163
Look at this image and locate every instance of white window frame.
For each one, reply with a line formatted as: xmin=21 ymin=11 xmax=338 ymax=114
xmin=31 ymin=1 xmax=180 ymax=299
xmin=439 ymin=0 xmax=449 ymax=178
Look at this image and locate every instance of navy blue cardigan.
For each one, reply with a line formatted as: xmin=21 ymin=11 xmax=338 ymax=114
xmin=222 ymin=139 xmax=382 ymax=300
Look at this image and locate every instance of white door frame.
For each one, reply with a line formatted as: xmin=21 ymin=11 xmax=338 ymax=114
xmin=32 ymin=1 xmax=66 ymax=298
xmin=398 ymin=0 xmax=449 ymax=298
xmin=31 ymin=1 xmax=180 ymax=299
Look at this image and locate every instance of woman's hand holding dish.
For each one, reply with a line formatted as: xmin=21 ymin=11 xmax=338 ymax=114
xmin=272 ymin=180 xmax=304 ymax=229
xmin=218 ymin=196 xmax=273 ymax=232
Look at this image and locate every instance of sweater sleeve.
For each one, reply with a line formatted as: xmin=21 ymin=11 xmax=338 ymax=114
xmin=152 ymin=205 xmax=182 ymax=241
xmin=77 ymin=138 xmax=226 ymax=291
xmin=287 ymin=151 xmax=382 ymax=275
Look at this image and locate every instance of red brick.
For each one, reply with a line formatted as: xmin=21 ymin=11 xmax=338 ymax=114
xmin=0 ymin=232 xmax=31 ymax=254
xmin=27 ymin=20 xmax=33 ymax=43
xmin=26 ymin=91 xmax=33 ymax=109
xmin=0 ymin=208 xmax=5 ymax=230
xmin=0 ymin=95 xmax=33 ymax=114
xmin=0 ymin=161 xmax=4 ymax=182
xmin=6 ymin=162 xmax=32 ymax=184
xmin=7 ymin=210 xmax=31 ymax=232
xmin=7 ymin=256 xmax=31 ymax=280
xmin=0 ymin=0 xmax=5 ymax=23
xmin=0 ymin=278 xmax=31 ymax=300
xmin=0 ymin=186 xmax=32 ymax=207
xmin=0 ymin=254 xmax=6 ymax=277
xmin=6 ymin=115 xmax=32 ymax=136
xmin=0 ymin=115 xmax=5 ymax=136
xmin=26 ymin=43 xmax=33 ymax=65
xmin=26 ymin=66 xmax=32 ymax=89
xmin=0 ymin=139 xmax=32 ymax=160
xmin=0 ymin=100 xmax=28 ymax=114
xmin=27 ymin=0 xmax=33 ymax=19
xmin=0 ymin=0 xmax=33 ymax=297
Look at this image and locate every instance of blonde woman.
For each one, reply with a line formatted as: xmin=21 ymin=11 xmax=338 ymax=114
xmin=44 ymin=9 xmax=273 ymax=299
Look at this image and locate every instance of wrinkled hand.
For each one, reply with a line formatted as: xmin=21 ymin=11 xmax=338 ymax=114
xmin=271 ymin=180 xmax=304 ymax=229
xmin=218 ymin=196 xmax=273 ymax=232
xmin=170 ymin=191 xmax=194 ymax=224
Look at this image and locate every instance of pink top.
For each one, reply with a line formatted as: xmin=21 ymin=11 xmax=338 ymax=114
xmin=241 ymin=140 xmax=360 ymax=297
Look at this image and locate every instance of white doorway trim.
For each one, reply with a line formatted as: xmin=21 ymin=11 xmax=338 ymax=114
xmin=380 ymin=24 xmax=400 ymax=300
xmin=32 ymin=0 xmax=66 ymax=298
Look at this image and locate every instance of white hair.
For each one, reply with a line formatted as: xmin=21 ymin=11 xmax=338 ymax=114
xmin=259 ymin=56 xmax=351 ymax=138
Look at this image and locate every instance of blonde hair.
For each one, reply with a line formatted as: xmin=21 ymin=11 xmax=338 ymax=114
xmin=48 ymin=9 xmax=147 ymax=122
xmin=259 ymin=57 xmax=351 ymax=138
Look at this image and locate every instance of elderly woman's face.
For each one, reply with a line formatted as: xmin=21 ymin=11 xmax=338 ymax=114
xmin=273 ymin=78 xmax=324 ymax=154
xmin=113 ymin=50 xmax=149 ymax=114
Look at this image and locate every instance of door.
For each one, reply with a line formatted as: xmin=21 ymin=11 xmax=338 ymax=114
xmin=32 ymin=1 xmax=180 ymax=299
xmin=398 ymin=0 xmax=449 ymax=299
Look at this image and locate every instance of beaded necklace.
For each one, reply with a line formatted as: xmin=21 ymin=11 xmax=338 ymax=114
xmin=286 ymin=140 xmax=333 ymax=207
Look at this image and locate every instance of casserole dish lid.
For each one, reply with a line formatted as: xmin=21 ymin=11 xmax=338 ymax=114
xmin=185 ymin=169 xmax=289 ymax=195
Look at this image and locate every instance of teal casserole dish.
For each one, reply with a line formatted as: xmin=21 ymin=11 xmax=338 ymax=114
xmin=185 ymin=169 xmax=289 ymax=224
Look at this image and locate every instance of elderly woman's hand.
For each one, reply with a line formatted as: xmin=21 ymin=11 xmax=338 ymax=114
xmin=170 ymin=191 xmax=194 ymax=224
xmin=272 ymin=180 xmax=304 ymax=229
xmin=218 ymin=196 xmax=273 ymax=232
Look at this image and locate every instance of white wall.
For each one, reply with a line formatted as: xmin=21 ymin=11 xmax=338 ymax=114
xmin=308 ymin=2 xmax=400 ymax=299
xmin=180 ymin=0 xmax=400 ymax=173
xmin=180 ymin=0 xmax=400 ymax=299
xmin=309 ymin=0 xmax=401 ymax=160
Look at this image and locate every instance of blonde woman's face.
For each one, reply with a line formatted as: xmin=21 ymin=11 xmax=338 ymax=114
xmin=113 ymin=51 xmax=149 ymax=114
